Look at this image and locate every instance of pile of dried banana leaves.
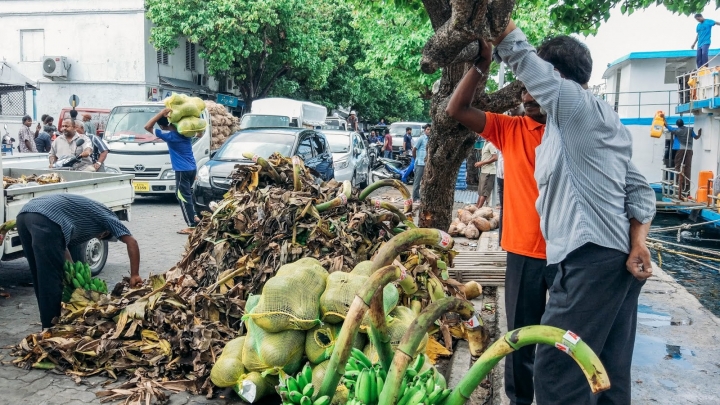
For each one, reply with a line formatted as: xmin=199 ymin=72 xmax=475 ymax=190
xmin=3 ymin=172 xmax=63 ymax=189
xmin=13 ymin=153 xmax=447 ymax=403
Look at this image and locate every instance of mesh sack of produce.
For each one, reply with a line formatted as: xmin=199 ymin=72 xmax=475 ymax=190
xmin=164 ymin=93 xmax=205 ymax=123
xmin=248 ymin=257 xmax=328 ymax=332
xmin=210 ymin=336 xmax=246 ymax=387
xmin=363 ymin=305 xmax=428 ymax=362
xmin=176 ymin=117 xmax=208 ymax=137
xmin=359 ymin=283 xmax=400 ymax=333
xmin=320 ymin=272 xmax=368 ymax=324
xmin=234 ymin=371 xmax=279 ymax=404
xmin=305 ymin=323 xmax=367 ymax=365
xmin=246 ymin=294 xmax=261 ymax=313
xmin=242 ymin=310 xmax=305 ymax=375
xmin=350 ymin=260 xmax=374 ymax=277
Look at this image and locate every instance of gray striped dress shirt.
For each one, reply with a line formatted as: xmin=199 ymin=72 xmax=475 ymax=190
xmin=494 ymin=28 xmax=656 ymax=264
xmin=19 ymin=194 xmax=131 ymax=247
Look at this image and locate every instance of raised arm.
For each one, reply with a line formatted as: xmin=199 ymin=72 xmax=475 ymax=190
xmin=143 ymin=108 xmax=171 ymax=134
xmin=445 ymin=40 xmax=492 ymax=133
xmin=492 ymin=20 xmax=585 ymax=127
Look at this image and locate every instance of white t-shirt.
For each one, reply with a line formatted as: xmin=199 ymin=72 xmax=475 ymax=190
xmin=480 ymin=141 xmax=498 ymax=175
xmin=496 ymin=150 xmax=504 ymax=179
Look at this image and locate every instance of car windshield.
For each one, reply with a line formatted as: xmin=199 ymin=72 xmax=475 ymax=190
xmin=240 ymin=114 xmax=291 ymax=129
xmin=215 ymin=132 xmax=295 ymax=160
xmin=324 ymin=119 xmax=345 ymax=130
xmin=104 ymin=106 xmax=164 ymax=143
xmin=325 ymin=134 xmax=351 ymax=153
xmin=389 ymin=123 xmax=422 ymax=137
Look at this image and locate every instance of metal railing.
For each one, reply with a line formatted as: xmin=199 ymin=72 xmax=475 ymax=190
xmin=676 ymin=67 xmax=720 ymax=108
xmin=596 ymin=90 xmax=676 ymax=118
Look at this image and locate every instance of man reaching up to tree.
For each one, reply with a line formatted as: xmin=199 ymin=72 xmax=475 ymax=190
xmin=490 ymin=20 xmax=656 ymax=404
xmin=446 ymin=42 xmax=551 ymax=405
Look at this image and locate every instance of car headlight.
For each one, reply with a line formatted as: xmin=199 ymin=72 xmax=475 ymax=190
xmin=160 ymin=169 xmax=176 ymax=180
xmin=334 ymin=158 xmax=349 ymax=170
xmin=196 ymin=165 xmax=210 ymax=183
xmin=104 ymin=167 xmax=121 ymax=174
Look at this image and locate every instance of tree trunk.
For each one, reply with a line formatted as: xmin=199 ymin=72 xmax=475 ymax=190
xmin=466 ymin=148 xmax=479 ymax=187
xmin=418 ymin=0 xmax=520 ymax=231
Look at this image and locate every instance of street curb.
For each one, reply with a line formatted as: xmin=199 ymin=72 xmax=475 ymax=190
xmin=491 ymin=286 xmax=510 ymax=405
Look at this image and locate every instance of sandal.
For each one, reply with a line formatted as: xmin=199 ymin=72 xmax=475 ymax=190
xmin=177 ymin=228 xmax=194 ymax=235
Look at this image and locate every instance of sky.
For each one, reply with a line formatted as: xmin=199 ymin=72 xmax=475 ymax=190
xmin=581 ymin=4 xmax=718 ymax=85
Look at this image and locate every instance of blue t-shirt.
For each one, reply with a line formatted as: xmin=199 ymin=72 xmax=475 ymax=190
xmin=154 ymin=129 xmax=196 ymax=172
xmin=697 ymin=19 xmax=716 ymax=47
xmin=414 ymin=134 xmax=428 ymax=166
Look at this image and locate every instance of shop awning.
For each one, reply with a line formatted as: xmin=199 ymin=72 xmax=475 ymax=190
xmin=0 ymin=62 xmax=38 ymax=89
xmin=159 ymin=76 xmax=212 ymax=95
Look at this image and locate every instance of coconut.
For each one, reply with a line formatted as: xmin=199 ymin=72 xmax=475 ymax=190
xmin=463 ymin=223 xmax=480 ymax=239
xmin=448 ymin=219 xmax=461 ymax=236
xmin=488 ymin=218 xmax=499 ymax=230
xmin=458 ymin=209 xmax=474 ymax=225
xmin=456 ymin=222 xmax=467 ymax=234
xmin=476 ymin=207 xmax=494 ymax=219
xmin=464 ymin=281 xmax=482 ymax=300
xmin=472 ymin=217 xmax=492 ymax=232
xmin=463 ymin=205 xmax=478 ymax=214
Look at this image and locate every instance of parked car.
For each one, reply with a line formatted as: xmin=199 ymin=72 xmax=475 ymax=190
xmin=58 ymin=108 xmax=111 ymax=137
xmin=388 ymin=122 xmax=427 ymax=155
xmin=321 ymin=130 xmax=371 ymax=188
xmin=324 ymin=116 xmax=348 ymax=131
xmin=193 ymin=128 xmax=334 ymax=213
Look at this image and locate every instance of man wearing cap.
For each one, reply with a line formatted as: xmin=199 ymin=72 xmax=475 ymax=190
xmin=347 ymin=111 xmax=359 ymax=132
xmin=17 ymin=194 xmax=143 ymax=330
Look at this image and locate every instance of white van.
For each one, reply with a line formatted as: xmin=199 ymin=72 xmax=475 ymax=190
xmin=239 ymin=98 xmax=327 ymax=129
xmin=102 ymin=102 xmax=212 ymax=195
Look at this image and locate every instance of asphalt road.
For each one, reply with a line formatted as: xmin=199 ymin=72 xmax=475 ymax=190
xmin=0 ymin=196 xmax=219 ymax=405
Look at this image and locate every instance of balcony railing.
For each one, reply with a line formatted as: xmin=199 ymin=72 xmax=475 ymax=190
xmin=676 ymin=67 xmax=720 ymax=113
xmin=596 ymin=90 xmax=677 ymax=119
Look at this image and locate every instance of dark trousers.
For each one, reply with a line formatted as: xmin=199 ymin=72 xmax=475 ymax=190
xmin=412 ymin=164 xmax=425 ymax=202
xmin=175 ymin=170 xmax=197 ymax=227
xmin=497 ymin=177 xmax=504 ymax=244
xmin=674 ymin=149 xmax=693 ymax=195
xmin=697 ymin=44 xmax=710 ymax=68
xmin=504 ymin=252 xmax=558 ymax=405
xmin=17 ymin=212 xmax=67 ymax=329
xmin=383 ymin=150 xmax=392 ymax=159
xmin=534 ymin=243 xmax=644 ymax=405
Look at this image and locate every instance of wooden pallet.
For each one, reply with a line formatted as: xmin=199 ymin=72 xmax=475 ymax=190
xmin=449 ymin=250 xmax=507 ymax=286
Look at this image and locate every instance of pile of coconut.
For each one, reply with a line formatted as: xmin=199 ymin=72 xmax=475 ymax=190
xmin=448 ymin=205 xmax=499 ymax=239
xmin=206 ymin=100 xmax=240 ymax=150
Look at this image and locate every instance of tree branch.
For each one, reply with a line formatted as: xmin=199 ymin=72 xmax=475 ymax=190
xmin=258 ymin=66 xmax=290 ymax=99
xmin=421 ymin=0 xmax=453 ymax=30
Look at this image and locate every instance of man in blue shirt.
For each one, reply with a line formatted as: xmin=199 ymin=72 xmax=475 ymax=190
xmin=692 ymin=13 xmax=720 ymax=68
xmin=412 ymin=124 xmax=430 ymax=202
xmin=402 ymin=127 xmax=413 ymax=155
xmin=144 ymin=108 xmax=199 ymax=234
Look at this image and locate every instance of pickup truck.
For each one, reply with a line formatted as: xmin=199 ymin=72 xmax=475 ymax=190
xmin=1 ymin=163 xmax=135 ymax=276
xmin=2 ymin=153 xmax=52 ymax=170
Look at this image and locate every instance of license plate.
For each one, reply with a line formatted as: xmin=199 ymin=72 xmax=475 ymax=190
xmin=133 ymin=181 xmax=150 ymax=192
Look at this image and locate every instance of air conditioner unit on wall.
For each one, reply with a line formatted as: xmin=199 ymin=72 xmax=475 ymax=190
xmin=42 ymin=56 xmax=70 ymax=78
xmin=194 ymin=73 xmax=207 ymax=86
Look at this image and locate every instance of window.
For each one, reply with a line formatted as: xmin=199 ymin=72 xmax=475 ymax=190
xmin=20 ymin=30 xmax=44 ymax=62
xmin=156 ymin=49 xmax=169 ymax=65
xmin=185 ymin=41 xmax=196 ymax=71
xmin=312 ymin=135 xmax=327 ymax=155
xmin=227 ymin=78 xmax=233 ymax=91
xmin=613 ymin=70 xmax=621 ymax=112
xmin=297 ymin=136 xmax=313 ymax=160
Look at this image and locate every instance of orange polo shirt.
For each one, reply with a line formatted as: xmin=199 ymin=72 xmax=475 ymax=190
xmin=480 ymin=113 xmax=546 ymax=259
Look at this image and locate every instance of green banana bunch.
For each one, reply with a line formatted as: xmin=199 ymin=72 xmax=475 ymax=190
xmin=278 ymin=363 xmax=330 ymax=405
xmin=426 ymin=276 xmax=446 ymax=303
xmin=61 ymin=260 xmax=108 ymax=302
xmin=393 ymin=356 xmax=450 ymax=405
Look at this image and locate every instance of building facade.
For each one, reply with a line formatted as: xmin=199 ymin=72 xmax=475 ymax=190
xmin=0 ymin=0 xmax=232 ymax=135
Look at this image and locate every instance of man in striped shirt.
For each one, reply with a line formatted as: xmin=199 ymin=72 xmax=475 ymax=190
xmin=490 ymin=21 xmax=656 ymax=404
xmin=17 ymin=194 xmax=143 ymax=329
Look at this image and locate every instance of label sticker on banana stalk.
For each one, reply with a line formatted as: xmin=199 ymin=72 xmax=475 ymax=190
xmin=438 ymin=230 xmax=452 ymax=248
xmin=338 ymin=193 xmax=348 ymax=205
xmin=252 ymin=154 xmax=260 ymax=163
xmin=292 ymin=156 xmax=301 ymax=165
xmin=555 ymin=342 xmax=570 ymax=353
xmin=374 ymin=199 xmax=381 ymax=209
xmin=563 ymin=330 xmax=581 ymax=346
xmin=463 ymin=314 xmax=481 ymax=328
xmin=404 ymin=198 xmax=413 ymax=207
xmin=399 ymin=266 xmax=408 ymax=280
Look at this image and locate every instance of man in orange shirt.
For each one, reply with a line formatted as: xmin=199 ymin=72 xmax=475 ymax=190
xmin=446 ymin=41 xmax=553 ymax=405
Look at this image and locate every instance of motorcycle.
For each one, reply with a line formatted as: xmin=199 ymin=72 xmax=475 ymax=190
xmin=371 ymin=153 xmax=415 ymax=184
xmin=53 ymin=138 xmax=87 ymax=169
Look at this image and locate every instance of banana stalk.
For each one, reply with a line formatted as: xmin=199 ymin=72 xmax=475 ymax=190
xmin=368 ymin=287 xmax=394 ymax=373
xmin=318 ymin=265 xmax=401 ymax=399
xmin=444 ymin=325 xmax=611 ymax=405
xmin=291 ymin=156 xmax=303 ymax=191
xmin=371 ymin=228 xmax=454 ymax=273
xmin=373 ymin=213 xmax=401 ymax=228
xmin=370 ymin=199 xmax=407 ymax=222
xmin=358 ymin=179 xmax=413 ymax=213
xmin=378 ymin=297 xmax=485 ymax=405
xmin=242 ymin=152 xmax=281 ymax=183
xmin=315 ymin=181 xmax=352 ymax=212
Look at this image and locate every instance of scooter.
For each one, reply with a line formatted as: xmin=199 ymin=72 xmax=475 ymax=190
xmin=53 ymin=138 xmax=87 ymax=169
xmin=371 ymin=153 xmax=415 ymax=184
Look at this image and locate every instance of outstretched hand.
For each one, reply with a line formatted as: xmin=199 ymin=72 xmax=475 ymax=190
xmin=474 ymin=39 xmax=493 ymax=71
